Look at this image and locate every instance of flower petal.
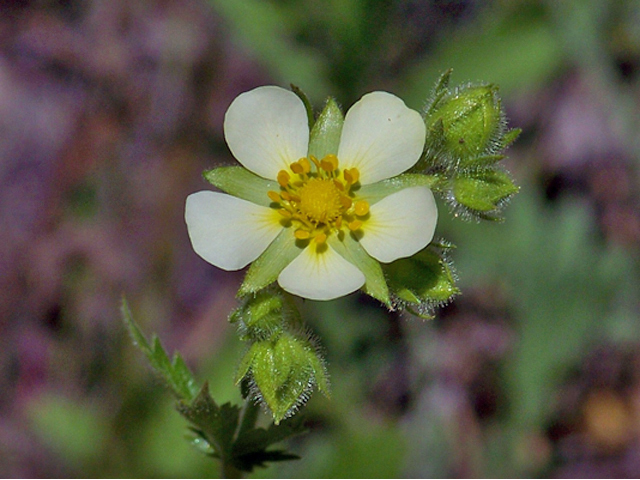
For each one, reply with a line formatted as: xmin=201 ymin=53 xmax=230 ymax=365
xmin=185 ymin=191 xmax=282 ymax=270
xmin=338 ymin=92 xmax=426 ymax=184
xmin=359 ymin=186 xmax=437 ymax=263
xmin=277 ymin=243 xmax=365 ymax=301
xmin=224 ymin=86 xmax=309 ymax=180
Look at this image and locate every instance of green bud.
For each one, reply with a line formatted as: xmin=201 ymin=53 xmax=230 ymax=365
xmin=236 ymin=332 xmax=329 ymax=424
xmin=383 ymin=244 xmax=459 ymax=317
xmin=231 ymin=289 xmax=297 ymax=341
xmin=425 ymin=83 xmax=504 ymax=169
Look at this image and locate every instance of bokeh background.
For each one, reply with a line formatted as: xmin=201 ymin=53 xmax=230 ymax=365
xmin=1 ymin=0 xmax=640 ymax=477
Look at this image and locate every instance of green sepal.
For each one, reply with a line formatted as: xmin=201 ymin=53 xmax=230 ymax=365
xmin=308 ymin=97 xmax=343 ymax=160
xmin=121 ymin=298 xmax=198 ymax=401
xmin=501 ymin=128 xmax=522 ymax=149
xmin=236 ymin=332 xmax=329 ymax=424
xmin=424 ymin=69 xmax=453 ymax=117
xmin=204 ymin=166 xmax=277 ymax=207
xmin=356 ymin=173 xmax=437 ymax=205
xmin=239 ymin=229 xmax=301 ymax=296
xmin=452 ymin=168 xmax=519 ymax=216
xmin=328 ymin=232 xmax=390 ymax=306
xmin=383 ymin=245 xmax=459 ymax=312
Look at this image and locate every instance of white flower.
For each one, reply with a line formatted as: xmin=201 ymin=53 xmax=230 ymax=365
xmin=185 ymin=86 xmax=438 ymax=301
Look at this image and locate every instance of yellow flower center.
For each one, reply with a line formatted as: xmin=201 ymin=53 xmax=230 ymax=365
xmin=267 ymin=154 xmax=370 ymax=244
xmin=298 ymin=179 xmax=342 ymax=224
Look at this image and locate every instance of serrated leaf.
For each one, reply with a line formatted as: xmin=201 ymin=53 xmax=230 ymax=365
xmin=204 ymin=166 xmax=278 ymax=207
xmin=239 ymin=228 xmax=301 ymax=296
xmin=308 ymin=97 xmax=343 ymax=160
xmin=122 ymin=298 xmax=197 ymax=401
xmin=383 ymin=247 xmax=459 ymax=307
xmin=356 ymin=173 xmax=436 ymax=206
xmin=232 ymin=415 xmax=307 ymax=471
xmin=177 ymin=383 xmax=240 ymax=462
xmin=452 ymin=168 xmax=519 ymax=213
xmin=328 ymin=232 xmax=390 ymax=306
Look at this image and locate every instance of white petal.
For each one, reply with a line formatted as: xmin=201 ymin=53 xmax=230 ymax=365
xmin=359 ymin=186 xmax=437 ymax=263
xmin=278 ymin=243 xmax=365 ymax=301
xmin=338 ymin=92 xmax=425 ymax=184
xmin=224 ymin=86 xmax=309 ymax=180
xmin=185 ymin=191 xmax=282 ymax=270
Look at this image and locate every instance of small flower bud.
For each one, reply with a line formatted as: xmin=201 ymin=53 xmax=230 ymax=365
xmin=425 ymin=84 xmax=504 ymax=168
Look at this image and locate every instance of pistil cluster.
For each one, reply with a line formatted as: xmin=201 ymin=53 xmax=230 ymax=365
xmin=267 ymin=154 xmax=370 ymax=245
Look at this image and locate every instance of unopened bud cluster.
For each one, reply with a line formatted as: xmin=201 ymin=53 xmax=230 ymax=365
xmin=417 ymin=70 xmax=520 ymax=220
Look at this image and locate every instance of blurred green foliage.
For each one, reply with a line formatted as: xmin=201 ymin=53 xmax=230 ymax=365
xmin=21 ymin=0 xmax=640 ymax=477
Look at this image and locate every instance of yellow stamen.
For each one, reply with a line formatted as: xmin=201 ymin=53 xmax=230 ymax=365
xmin=354 ymin=200 xmax=369 ymax=216
xmin=294 ymin=229 xmax=310 ymax=239
xmin=341 ymin=196 xmax=353 ymax=209
xmin=278 ymin=209 xmax=292 ymax=218
xmin=345 ymin=168 xmax=359 ymax=185
xmin=267 ymin=191 xmax=281 ymax=203
xmin=290 ymin=161 xmax=304 ymax=174
xmin=348 ymin=220 xmax=363 ymax=231
xmin=321 ymin=154 xmax=339 ymax=172
xmin=314 ymin=232 xmax=327 ymax=244
xmin=277 ymin=170 xmax=290 ymax=187
xmin=299 ymin=157 xmax=311 ymax=173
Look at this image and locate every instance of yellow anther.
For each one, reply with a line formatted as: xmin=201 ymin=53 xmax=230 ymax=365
xmin=333 ymin=180 xmax=344 ymax=191
xmin=335 ymin=216 xmax=342 ymax=229
xmin=277 ymin=170 xmax=290 ymax=187
xmin=294 ymin=229 xmax=310 ymax=239
xmin=341 ymin=196 xmax=353 ymax=209
xmin=343 ymin=168 xmax=360 ymax=186
xmin=299 ymin=157 xmax=311 ymax=174
xmin=314 ymin=232 xmax=327 ymax=244
xmin=290 ymin=161 xmax=304 ymax=174
xmin=320 ymin=158 xmax=335 ymax=172
xmin=280 ymin=191 xmax=292 ymax=201
xmin=354 ymin=200 xmax=369 ymax=216
xmin=267 ymin=191 xmax=281 ymax=203
xmin=278 ymin=209 xmax=292 ymax=218
xmin=323 ymin=154 xmax=339 ymax=171
xmin=348 ymin=220 xmax=363 ymax=231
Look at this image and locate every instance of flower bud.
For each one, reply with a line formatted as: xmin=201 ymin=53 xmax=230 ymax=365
xmin=426 ymin=84 xmax=504 ymax=168
xmin=236 ymin=332 xmax=329 ymax=423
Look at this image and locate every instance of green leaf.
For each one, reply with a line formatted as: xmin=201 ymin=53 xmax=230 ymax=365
xmin=232 ymin=415 xmax=307 ymax=472
xmin=239 ymin=228 xmax=301 ymax=296
xmin=383 ymin=246 xmax=459 ymax=310
xmin=308 ymin=97 xmax=344 ymax=160
xmin=328 ymin=232 xmax=390 ymax=306
xmin=121 ymin=298 xmax=198 ymax=401
xmin=452 ymin=168 xmax=519 ymax=214
xmin=356 ymin=173 xmax=437 ymax=205
xmin=177 ymin=383 xmax=239 ymax=462
xmin=204 ymin=166 xmax=278 ymax=207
